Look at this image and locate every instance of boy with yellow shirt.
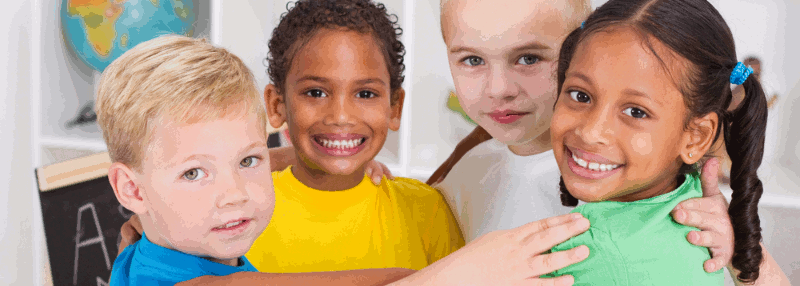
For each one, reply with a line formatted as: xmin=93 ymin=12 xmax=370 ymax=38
xmin=245 ymin=0 xmax=464 ymax=272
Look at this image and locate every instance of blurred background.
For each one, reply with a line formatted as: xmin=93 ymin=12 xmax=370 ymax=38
xmin=0 ymin=0 xmax=797 ymax=284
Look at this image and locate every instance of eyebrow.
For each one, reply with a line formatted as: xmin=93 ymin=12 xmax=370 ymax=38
xmin=296 ymin=75 xmax=387 ymax=86
xmin=566 ymin=71 xmax=595 ymax=88
xmin=622 ymin=88 xmax=653 ymax=101
xmin=449 ymin=41 xmax=552 ymax=54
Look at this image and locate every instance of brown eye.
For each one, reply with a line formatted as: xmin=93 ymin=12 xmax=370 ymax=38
xmin=305 ymin=89 xmax=327 ymax=98
xmin=623 ymin=107 xmax=648 ymax=119
xmin=240 ymin=156 xmax=259 ymax=168
xmin=569 ymin=91 xmax=591 ymax=103
xmin=183 ymin=168 xmax=205 ymax=181
xmin=357 ymin=90 xmax=376 ymax=99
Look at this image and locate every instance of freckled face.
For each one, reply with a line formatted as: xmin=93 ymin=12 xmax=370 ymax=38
xmin=551 ymin=28 xmax=690 ymax=202
xmin=443 ymin=0 xmax=572 ymax=148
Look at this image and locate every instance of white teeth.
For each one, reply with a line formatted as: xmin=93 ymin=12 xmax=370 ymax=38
xmin=223 ymin=220 xmax=243 ymax=228
xmin=319 ymin=138 xmax=364 ymax=150
xmin=572 ymin=152 xmax=620 ymax=171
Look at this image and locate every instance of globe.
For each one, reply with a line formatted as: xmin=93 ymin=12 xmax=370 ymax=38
xmin=61 ymin=0 xmax=196 ymax=72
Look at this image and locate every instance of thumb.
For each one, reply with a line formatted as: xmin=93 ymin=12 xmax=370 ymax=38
xmin=700 ymin=157 xmax=721 ymax=198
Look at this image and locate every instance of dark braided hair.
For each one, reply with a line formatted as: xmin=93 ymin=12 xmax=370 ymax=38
xmin=555 ymin=0 xmax=766 ymax=282
xmin=268 ymin=0 xmax=405 ymax=104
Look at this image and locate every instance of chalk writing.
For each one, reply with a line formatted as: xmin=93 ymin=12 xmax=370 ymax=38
xmin=73 ymin=203 xmax=111 ymax=285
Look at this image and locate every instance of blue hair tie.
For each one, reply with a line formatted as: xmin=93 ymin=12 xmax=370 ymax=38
xmin=730 ymin=62 xmax=753 ymax=85
xmin=581 ymin=21 xmax=585 ymax=29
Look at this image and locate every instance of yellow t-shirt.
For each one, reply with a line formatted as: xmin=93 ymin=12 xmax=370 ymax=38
xmin=245 ymin=167 xmax=465 ymax=272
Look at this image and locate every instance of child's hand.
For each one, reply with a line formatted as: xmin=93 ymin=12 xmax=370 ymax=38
xmin=118 ymin=214 xmax=143 ymax=255
xmin=365 ymin=160 xmax=394 ymax=185
xmin=671 ymin=158 xmax=734 ymax=273
xmin=391 ymin=213 xmax=590 ymax=286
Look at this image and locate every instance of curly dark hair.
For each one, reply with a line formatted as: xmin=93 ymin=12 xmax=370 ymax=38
xmin=556 ymin=0 xmax=767 ymax=283
xmin=267 ymin=0 xmax=405 ymax=104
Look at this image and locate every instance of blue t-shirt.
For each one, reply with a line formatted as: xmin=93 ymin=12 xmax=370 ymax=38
xmin=110 ymin=233 xmax=258 ymax=285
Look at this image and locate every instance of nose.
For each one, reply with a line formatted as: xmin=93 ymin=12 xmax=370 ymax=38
xmin=323 ymin=93 xmax=357 ymax=126
xmin=485 ymin=65 xmax=520 ymax=100
xmin=575 ymin=105 xmax=613 ymax=146
xmin=216 ymin=172 xmax=250 ymax=208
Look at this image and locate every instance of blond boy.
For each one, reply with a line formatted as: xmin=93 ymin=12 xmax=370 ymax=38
xmin=97 ymin=35 xmax=275 ymax=285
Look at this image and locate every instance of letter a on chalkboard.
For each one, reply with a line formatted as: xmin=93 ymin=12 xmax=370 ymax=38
xmin=36 ymin=152 xmax=130 ymax=285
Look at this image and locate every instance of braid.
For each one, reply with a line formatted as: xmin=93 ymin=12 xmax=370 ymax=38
xmin=725 ymin=70 xmax=767 ymax=283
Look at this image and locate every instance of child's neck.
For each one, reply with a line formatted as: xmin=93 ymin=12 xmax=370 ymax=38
xmin=140 ymin=218 xmax=239 ymax=266
xmin=507 ymin=131 xmax=552 ymax=156
xmin=608 ymin=173 xmax=682 ymax=202
xmin=292 ymin=162 xmax=366 ymax=191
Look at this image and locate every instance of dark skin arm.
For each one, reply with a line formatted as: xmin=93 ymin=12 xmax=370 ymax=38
xmin=426 ymin=126 xmax=492 ymax=185
xmin=174 ymin=268 xmax=415 ymax=286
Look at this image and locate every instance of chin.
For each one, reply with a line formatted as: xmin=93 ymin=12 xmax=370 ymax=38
xmin=564 ymin=181 xmax=614 ymax=202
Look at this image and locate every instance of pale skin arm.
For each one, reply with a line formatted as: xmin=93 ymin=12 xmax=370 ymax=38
xmin=671 ymin=158 xmax=790 ymax=285
xmin=173 ymin=213 xmax=591 ymax=286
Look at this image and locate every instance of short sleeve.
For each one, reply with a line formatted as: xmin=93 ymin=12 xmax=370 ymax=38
xmin=421 ymin=190 xmax=466 ymax=264
xmin=546 ymin=227 xmax=628 ymax=286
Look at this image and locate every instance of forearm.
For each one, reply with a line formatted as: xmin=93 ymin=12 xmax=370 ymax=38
xmin=729 ymin=243 xmax=789 ymax=286
xmin=176 ymin=268 xmax=416 ymax=286
xmin=269 ymin=146 xmax=296 ymax=171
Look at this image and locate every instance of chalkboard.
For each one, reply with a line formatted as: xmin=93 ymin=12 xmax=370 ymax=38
xmin=35 ymin=152 xmax=133 ymax=286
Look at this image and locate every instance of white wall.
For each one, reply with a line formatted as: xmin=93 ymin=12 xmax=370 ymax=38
xmin=0 ymin=1 xmax=34 ymax=284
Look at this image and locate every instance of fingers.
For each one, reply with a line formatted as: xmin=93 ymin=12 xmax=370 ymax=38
xmin=366 ymin=160 xmax=394 ymax=185
xmin=528 ymin=245 xmax=589 ymax=277
xmin=516 ymin=213 xmax=584 ymax=238
xmin=703 ymin=258 xmax=726 ymax=273
xmin=673 ymin=209 xmax=728 ymax=233
xmin=520 ymin=215 xmax=590 ymax=255
xmin=674 ymin=195 xmax=728 ymax=215
xmin=130 ymin=214 xmax=143 ymax=234
xmin=699 ymin=158 xmax=722 ymax=198
xmin=118 ymin=222 xmax=142 ymax=254
xmin=534 ymin=275 xmax=575 ymax=286
xmin=686 ymin=230 xmax=732 ymax=272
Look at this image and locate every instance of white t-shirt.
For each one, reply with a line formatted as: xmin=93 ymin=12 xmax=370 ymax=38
xmin=435 ymin=139 xmax=575 ymax=242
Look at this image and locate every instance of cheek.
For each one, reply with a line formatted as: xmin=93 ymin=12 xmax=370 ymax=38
xmin=630 ymin=132 xmax=653 ymax=157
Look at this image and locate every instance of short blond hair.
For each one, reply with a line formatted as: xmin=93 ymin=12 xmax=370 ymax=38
xmin=95 ymin=35 xmax=265 ymax=170
xmin=440 ymin=0 xmax=592 ymax=39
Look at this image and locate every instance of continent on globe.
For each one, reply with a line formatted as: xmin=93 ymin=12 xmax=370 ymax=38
xmin=66 ymin=0 xmax=124 ymax=57
xmin=62 ymin=0 xmax=196 ymax=72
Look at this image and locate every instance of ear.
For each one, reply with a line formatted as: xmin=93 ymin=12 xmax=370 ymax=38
xmin=388 ymin=88 xmax=405 ymax=132
xmin=264 ymin=84 xmax=287 ymax=129
xmin=108 ymin=162 xmax=147 ymax=214
xmin=680 ymin=112 xmax=719 ymax=165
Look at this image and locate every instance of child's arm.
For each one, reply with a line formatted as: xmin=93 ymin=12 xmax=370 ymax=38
xmin=671 ymin=158 xmax=790 ymax=285
xmin=426 ymin=126 xmax=492 ymax=185
xmin=175 ymin=268 xmax=416 ymax=286
xmin=178 ymin=213 xmax=589 ymax=286
xmin=268 ymin=146 xmax=393 ymax=185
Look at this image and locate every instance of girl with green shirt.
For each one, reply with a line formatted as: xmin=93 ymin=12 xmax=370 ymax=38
xmin=546 ymin=0 xmax=767 ymax=284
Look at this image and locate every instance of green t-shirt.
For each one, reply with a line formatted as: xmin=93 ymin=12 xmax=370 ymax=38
xmin=546 ymin=172 xmax=723 ymax=285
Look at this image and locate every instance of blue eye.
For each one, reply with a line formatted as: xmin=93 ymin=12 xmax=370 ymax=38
xmin=568 ymin=91 xmax=591 ymax=103
xmin=623 ymin=107 xmax=648 ymax=119
xmin=357 ymin=90 xmax=377 ymax=99
xmin=240 ymin=156 xmax=259 ymax=168
xmin=462 ymin=56 xmax=484 ymax=67
xmin=517 ymin=55 xmax=540 ymax=65
xmin=305 ymin=89 xmax=327 ymax=98
xmin=183 ymin=168 xmax=206 ymax=181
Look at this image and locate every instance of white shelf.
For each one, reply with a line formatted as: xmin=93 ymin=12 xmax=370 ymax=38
xmin=40 ymin=136 xmax=107 ymax=151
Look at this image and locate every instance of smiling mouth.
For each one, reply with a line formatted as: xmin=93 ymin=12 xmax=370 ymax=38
xmin=571 ymin=152 xmax=622 ymax=172
xmin=314 ymin=137 xmax=367 ymax=149
xmin=565 ymin=147 xmax=625 ymax=180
